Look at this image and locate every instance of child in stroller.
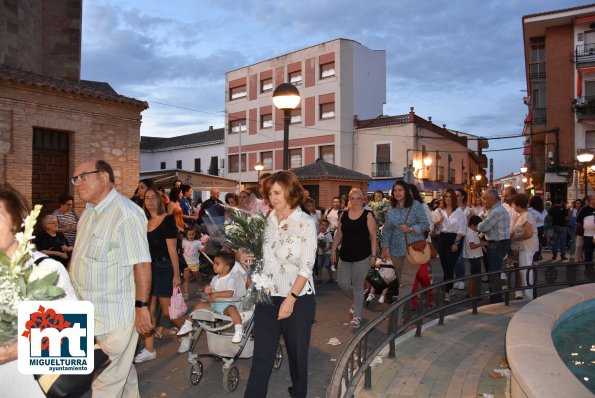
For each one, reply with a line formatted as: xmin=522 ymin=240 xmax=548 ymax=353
xmin=366 ymin=257 xmax=398 ymax=304
xmin=178 ymin=251 xmax=243 ymax=343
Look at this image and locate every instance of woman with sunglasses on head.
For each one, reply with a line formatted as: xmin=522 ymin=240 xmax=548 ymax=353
xmin=433 ymin=188 xmax=467 ymax=301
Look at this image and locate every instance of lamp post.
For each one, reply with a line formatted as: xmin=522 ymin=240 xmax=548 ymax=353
xmin=520 ymin=166 xmax=528 ymax=174
xmin=577 ymin=149 xmax=594 ymax=195
xmin=254 ymin=162 xmax=264 ymax=180
xmin=272 ymin=83 xmax=301 ymax=170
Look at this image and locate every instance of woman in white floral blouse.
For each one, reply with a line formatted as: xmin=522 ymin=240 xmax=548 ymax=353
xmin=244 ymin=171 xmax=317 ymax=398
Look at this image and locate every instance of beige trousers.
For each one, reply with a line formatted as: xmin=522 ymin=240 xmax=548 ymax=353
xmin=93 ymin=321 xmax=140 ymax=398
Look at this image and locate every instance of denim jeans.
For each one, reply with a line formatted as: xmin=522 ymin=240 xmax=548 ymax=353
xmin=486 ymin=239 xmax=509 ymax=303
xmin=552 ymin=226 xmax=567 ymax=258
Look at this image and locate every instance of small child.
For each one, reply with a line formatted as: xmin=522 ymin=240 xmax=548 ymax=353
xmin=182 ymin=228 xmax=204 ymax=300
xmin=178 ymin=251 xmax=243 ymax=343
xmin=317 ymin=219 xmax=334 ymax=283
xmin=463 ymin=216 xmax=487 ymax=298
xmin=366 ymin=258 xmax=396 ymax=304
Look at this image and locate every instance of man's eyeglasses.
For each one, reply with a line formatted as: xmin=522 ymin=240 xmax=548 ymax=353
xmin=70 ymin=170 xmax=101 ymax=185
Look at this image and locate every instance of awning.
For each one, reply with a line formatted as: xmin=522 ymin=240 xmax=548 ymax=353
xmin=544 ymin=173 xmax=568 ymax=184
xmin=420 ymin=180 xmax=464 ymax=192
xmin=367 ymin=178 xmax=451 ymax=193
xmin=367 ymin=179 xmax=396 ymax=192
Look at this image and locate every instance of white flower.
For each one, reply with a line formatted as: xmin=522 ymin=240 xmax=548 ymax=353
xmin=251 ymin=273 xmax=271 ymax=292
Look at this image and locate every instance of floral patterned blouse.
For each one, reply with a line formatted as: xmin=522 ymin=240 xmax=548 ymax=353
xmin=262 ymin=207 xmax=317 ymax=297
xmin=381 ymin=200 xmax=430 ymax=257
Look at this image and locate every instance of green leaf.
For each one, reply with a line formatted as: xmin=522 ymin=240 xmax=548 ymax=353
xmin=0 ymin=251 xmax=11 ymax=265
xmin=26 ymin=272 xmax=58 ymax=294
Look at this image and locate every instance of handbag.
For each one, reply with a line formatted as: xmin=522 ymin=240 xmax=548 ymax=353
xmin=366 ymin=268 xmax=387 ymax=292
xmin=404 ymin=206 xmax=431 ymax=266
xmin=169 ymin=286 xmax=187 ymax=320
xmin=35 ymin=344 xmax=110 ymax=398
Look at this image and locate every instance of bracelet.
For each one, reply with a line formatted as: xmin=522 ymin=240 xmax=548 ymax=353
xmin=135 ymin=300 xmax=149 ymax=308
xmin=290 ymin=292 xmax=299 ymax=299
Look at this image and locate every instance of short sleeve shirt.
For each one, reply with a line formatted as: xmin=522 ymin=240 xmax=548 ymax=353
xmin=211 ymin=273 xmax=237 ymax=295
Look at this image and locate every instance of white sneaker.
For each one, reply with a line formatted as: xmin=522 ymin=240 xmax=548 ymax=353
xmin=454 ymin=281 xmax=465 ymax=290
xmin=232 ymin=326 xmax=243 ymax=344
xmin=378 ymin=295 xmax=385 ymax=304
xmin=366 ymin=294 xmax=375 ymax=302
xmin=177 ymin=319 xmax=193 ymax=336
xmin=331 ymin=265 xmax=336 ymax=272
xmin=134 ymin=348 xmax=156 ymax=363
xmin=178 ymin=336 xmax=191 ymax=353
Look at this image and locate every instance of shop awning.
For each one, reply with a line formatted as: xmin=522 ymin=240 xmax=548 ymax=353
xmin=367 ymin=179 xmax=397 ymax=192
xmin=544 ymin=172 xmax=568 ymax=184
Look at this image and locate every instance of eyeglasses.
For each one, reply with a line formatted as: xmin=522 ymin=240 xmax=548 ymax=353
xmin=70 ymin=170 xmax=101 ymax=185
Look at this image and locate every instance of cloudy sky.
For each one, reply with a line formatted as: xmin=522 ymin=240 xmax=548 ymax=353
xmin=81 ymin=0 xmax=589 ymax=179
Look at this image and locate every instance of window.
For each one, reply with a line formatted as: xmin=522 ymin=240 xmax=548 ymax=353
xmin=289 ymin=148 xmax=302 ymax=168
xmin=260 ymin=113 xmax=273 ymax=129
xmin=320 ymin=62 xmax=335 ymax=79
xmin=529 ymin=44 xmax=545 ymax=78
xmin=229 ymin=119 xmax=247 ymax=134
xmin=320 ymin=102 xmax=335 ymax=119
xmin=176 ymin=160 xmax=182 ymax=169
xmin=228 ymin=154 xmax=247 ymax=173
xmin=288 ymin=71 xmax=302 ymax=86
xmin=261 ymin=151 xmax=273 ymax=170
xmin=438 ymin=166 xmax=445 ymax=181
xmin=194 ymin=158 xmax=201 ymax=173
xmin=374 ymin=144 xmax=391 ymax=177
xmin=261 ymin=78 xmax=273 ymax=93
xmin=160 ymin=161 xmax=166 ymax=170
xmin=209 ymin=156 xmax=219 ymax=176
xmin=290 ymin=108 xmax=301 ymax=124
xmin=320 ymin=145 xmax=334 ymax=164
xmin=230 ymin=85 xmax=247 ymax=100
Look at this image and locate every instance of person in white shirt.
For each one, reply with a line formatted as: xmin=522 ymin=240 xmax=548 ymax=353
xmin=182 ymin=228 xmax=204 ymax=300
xmin=323 ymin=196 xmax=343 ymax=235
xmin=463 ymin=216 xmax=487 ymax=298
xmin=433 ymin=188 xmax=467 ymax=300
xmin=453 ymin=189 xmax=473 ymax=290
xmin=528 ymin=195 xmax=547 ymax=262
xmin=510 ymin=194 xmax=538 ymax=299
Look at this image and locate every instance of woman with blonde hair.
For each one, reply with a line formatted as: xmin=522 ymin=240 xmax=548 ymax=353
xmin=331 ymin=188 xmax=378 ymax=328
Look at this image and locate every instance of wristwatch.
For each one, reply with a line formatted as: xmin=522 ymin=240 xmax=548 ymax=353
xmin=135 ymin=300 xmax=149 ymax=308
xmin=290 ymin=292 xmax=299 ymax=299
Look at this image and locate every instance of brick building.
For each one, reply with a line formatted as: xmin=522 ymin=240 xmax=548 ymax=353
xmin=522 ymin=4 xmax=595 ymax=200
xmin=0 ymin=0 xmax=147 ymax=209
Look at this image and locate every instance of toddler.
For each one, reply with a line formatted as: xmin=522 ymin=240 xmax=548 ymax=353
xmin=366 ymin=258 xmax=396 ymax=304
xmin=463 ymin=216 xmax=486 ymax=298
xmin=182 ymin=228 xmax=204 ymax=300
xmin=178 ymin=251 xmax=243 ymax=343
xmin=317 ymin=219 xmax=334 ymax=283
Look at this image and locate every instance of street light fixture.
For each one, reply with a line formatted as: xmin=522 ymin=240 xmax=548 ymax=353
xmin=577 ymin=149 xmax=594 ymax=195
xmin=254 ymin=162 xmax=264 ymax=179
xmin=474 ymin=174 xmax=482 ymax=181
xmin=272 ymin=83 xmax=301 ymax=170
xmin=423 ymin=157 xmax=432 ymax=167
xmin=520 ymin=166 xmax=528 ymax=173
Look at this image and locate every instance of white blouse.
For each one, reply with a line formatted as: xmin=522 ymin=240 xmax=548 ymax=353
xmin=433 ymin=207 xmax=467 ymax=235
xmin=262 ymin=207 xmax=317 ymax=297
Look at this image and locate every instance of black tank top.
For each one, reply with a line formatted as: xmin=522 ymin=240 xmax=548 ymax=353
xmin=339 ymin=209 xmax=372 ymax=262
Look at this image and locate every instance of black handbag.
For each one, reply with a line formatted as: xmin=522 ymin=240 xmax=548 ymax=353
xmin=34 ymin=344 xmax=110 ymax=398
xmin=367 ymin=268 xmax=388 ymax=292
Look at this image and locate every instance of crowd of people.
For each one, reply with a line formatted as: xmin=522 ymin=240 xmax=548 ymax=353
xmin=2 ymin=158 xmax=595 ymax=398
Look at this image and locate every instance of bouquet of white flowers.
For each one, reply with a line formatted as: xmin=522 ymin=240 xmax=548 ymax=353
xmin=370 ymin=198 xmax=390 ymax=226
xmin=0 ymin=205 xmax=65 ymax=345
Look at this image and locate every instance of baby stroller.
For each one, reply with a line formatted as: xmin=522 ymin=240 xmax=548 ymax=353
xmin=185 ymin=298 xmax=284 ymax=392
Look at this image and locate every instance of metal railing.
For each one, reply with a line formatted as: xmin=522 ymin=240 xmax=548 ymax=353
xmin=575 ymin=96 xmax=595 ymax=119
xmin=326 ymin=261 xmax=594 ymax=397
xmin=532 ymin=108 xmax=546 ymax=124
xmin=371 ymin=162 xmax=392 ymax=177
xmin=576 ymin=43 xmax=595 ymax=64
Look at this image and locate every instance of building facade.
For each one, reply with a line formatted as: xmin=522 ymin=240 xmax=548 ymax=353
xmin=224 ymin=38 xmax=386 ymax=183
xmin=0 ymin=0 xmax=147 ymax=210
xmin=522 ymin=4 xmax=595 ymax=201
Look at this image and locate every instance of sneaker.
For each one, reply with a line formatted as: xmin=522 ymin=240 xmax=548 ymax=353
xmin=366 ymin=294 xmax=375 ymax=302
xmin=515 ymin=292 xmax=524 ymax=299
xmin=349 ymin=317 xmax=362 ymax=328
xmin=331 ymin=265 xmax=337 ymax=272
xmin=378 ymin=295 xmax=385 ymax=304
xmin=453 ymin=281 xmax=465 ymax=290
xmin=177 ymin=319 xmax=193 ymax=336
xmin=178 ymin=336 xmax=191 ymax=353
xmin=134 ymin=348 xmax=156 ymax=363
xmin=232 ymin=326 xmax=243 ymax=344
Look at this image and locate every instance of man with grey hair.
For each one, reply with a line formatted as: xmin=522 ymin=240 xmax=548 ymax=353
xmin=478 ymin=189 xmax=510 ymax=303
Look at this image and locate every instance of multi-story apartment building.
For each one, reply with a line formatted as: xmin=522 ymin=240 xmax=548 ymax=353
xmin=522 ymin=4 xmax=595 ymax=200
xmin=224 ymin=38 xmax=386 ymax=183
xmin=355 ymin=109 xmax=487 ymax=199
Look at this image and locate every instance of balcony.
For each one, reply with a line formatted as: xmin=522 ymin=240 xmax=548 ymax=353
xmin=532 ymin=108 xmax=547 ymax=125
xmin=575 ymin=43 xmax=595 ymax=65
xmin=575 ymin=96 xmax=595 ymax=120
xmin=371 ymin=162 xmax=391 ymax=177
xmin=529 ymin=62 xmax=546 ymax=78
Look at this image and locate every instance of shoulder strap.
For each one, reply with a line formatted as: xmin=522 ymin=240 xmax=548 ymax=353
xmin=33 ymin=254 xmax=49 ymax=266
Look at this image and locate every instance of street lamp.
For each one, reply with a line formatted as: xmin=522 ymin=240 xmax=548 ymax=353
xmin=474 ymin=174 xmax=482 ymax=182
xmin=577 ymin=149 xmax=594 ymax=195
xmin=423 ymin=157 xmax=432 ymax=167
xmin=254 ymin=162 xmax=264 ymax=179
xmin=273 ymin=83 xmax=301 ymax=170
xmin=520 ymin=166 xmax=528 ymax=173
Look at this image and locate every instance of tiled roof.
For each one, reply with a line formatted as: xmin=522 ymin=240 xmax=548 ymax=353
xmin=141 ymin=127 xmax=225 ymax=151
xmin=0 ymin=64 xmax=148 ymax=108
xmin=292 ymin=159 xmax=370 ymax=181
xmin=523 ymin=3 xmax=595 ymax=19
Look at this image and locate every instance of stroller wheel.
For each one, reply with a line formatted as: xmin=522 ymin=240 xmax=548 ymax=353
xmin=272 ymin=344 xmax=283 ymax=370
xmin=188 ymin=361 xmax=204 ymax=385
xmin=223 ymin=365 xmax=240 ymax=392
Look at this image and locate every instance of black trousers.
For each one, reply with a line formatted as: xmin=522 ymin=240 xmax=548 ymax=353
xmin=244 ymin=294 xmax=316 ymax=398
xmin=437 ymin=233 xmax=463 ymax=291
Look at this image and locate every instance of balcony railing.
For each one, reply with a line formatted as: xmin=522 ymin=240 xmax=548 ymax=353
xmin=529 ymin=62 xmax=546 ymax=78
xmin=371 ymin=162 xmax=391 ymax=177
xmin=575 ymin=43 xmax=595 ymax=64
xmin=575 ymin=96 xmax=595 ymax=120
xmin=532 ymin=108 xmax=547 ymax=125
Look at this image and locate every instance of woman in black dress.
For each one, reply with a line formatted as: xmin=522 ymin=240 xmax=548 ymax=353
xmin=134 ymin=188 xmax=190 ymax=363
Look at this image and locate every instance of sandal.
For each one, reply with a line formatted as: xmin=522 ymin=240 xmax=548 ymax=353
xmin=349 ymin=317 xmax=362 ymax=328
